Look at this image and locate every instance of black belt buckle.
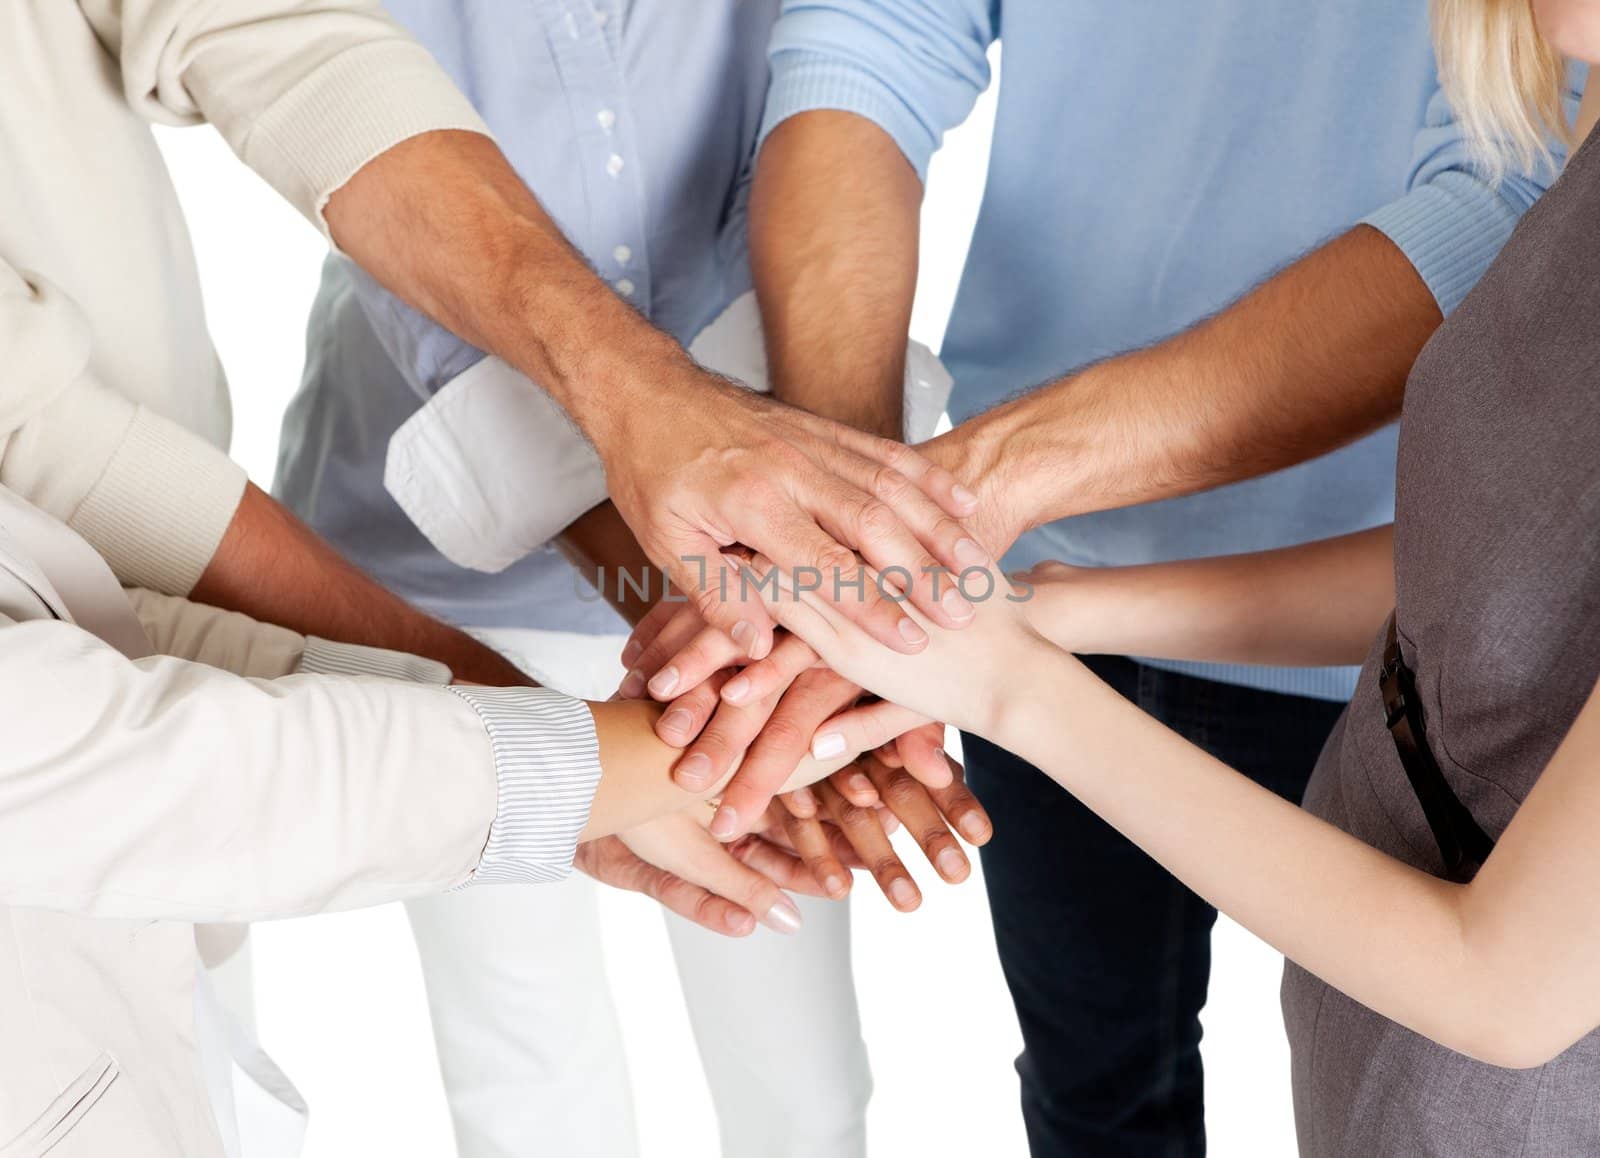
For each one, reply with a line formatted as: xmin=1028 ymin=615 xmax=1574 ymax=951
xmin=1378 ymin=614 xmax=1495 ymax=881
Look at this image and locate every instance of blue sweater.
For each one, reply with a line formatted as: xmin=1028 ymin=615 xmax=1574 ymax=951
xmin=762 ymin=0 xmax=1579 ymax=700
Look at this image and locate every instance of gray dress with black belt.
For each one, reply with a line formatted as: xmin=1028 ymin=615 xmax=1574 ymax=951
xmin=1281 ymin=120 xmax=1600 ymax=1156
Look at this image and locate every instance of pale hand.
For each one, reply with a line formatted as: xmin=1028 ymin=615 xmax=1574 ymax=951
xmin=617 ymin=599 xmax=958 ymax=837
xmin=576 ymin=809 xmax=830 ymax=937
xmin=748 ymin=558 xmax=1051 ymax=755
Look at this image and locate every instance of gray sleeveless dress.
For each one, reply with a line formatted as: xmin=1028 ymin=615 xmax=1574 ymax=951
xmin=1280 ymin=121 xmax=1600 ymax=1156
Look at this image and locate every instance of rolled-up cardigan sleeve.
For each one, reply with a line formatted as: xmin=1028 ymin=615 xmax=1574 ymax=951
xmin=0 ymin=262 xmax=246 ymax=594
xmin=78 ymin=0 xmax=492 ymax=238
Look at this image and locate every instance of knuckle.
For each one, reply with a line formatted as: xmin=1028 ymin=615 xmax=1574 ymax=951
xmin=856 ymin=498 xmax=902 ymax=544
xmin=870 ymin=856 xmax=905 ymax=880
xmin=883 ymin=775 xmax=925 ymax=811
xmin=754 ymin=714 xmax=808 ymax=753
xmin=834 ymin=799 xmax=875 ymax=828
xmin=869 ymin=465 xmax=913 ymax=506
xmin=920 ymin=826 xmax=956 ymax=852
xmin=930 ymin=516 xmax=967 ymax=555
xmin=814 ymin=542 xmax=859 ymax=577
xmin=691 ymin=894 xmax=724 ymax=927
xmin=690 ymin=584 xmax=731 ymax=621
xmin=854 ymin=716 xmax=889 ymax=751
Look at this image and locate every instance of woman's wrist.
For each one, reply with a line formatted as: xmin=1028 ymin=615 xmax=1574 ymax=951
xmin=971 ymin=632 xmax=1087 ymax=755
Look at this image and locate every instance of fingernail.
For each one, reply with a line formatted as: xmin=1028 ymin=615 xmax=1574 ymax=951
xmin=731 ymin=620 xmax=761 ymax=659
xmin=888 ymin=877 xmax=920 ymax=910
xmin=813 ymin=732 xmax=847 ymax=760
xmin=723 ymin=675 xmax=752 ymax=704
xmin=788 ymin=786 xmax=816 ymax=814
xmin=959 ymin=813 xmax=991 ymax=843
xmin=940 ymin=586 xmax=974 ymax=623
xmin=658 ymin=708 xmax=693 ymax=742
xmin=936 ymin=847 xmax=969 ymax=880
xmin=675 ymin=752 xmax=713 ymax=790
xmin=621 ymin=638 xmax=643 ymax=667
xmin=648 ymin=665 xmax=680 ymax=699
xmin=762 ymin=895 xmax=803 ymax=935
xmin=952 ymin=484 xmax=979 ymax=510
xmin=725 ymin=909 xmax=755 ymax=934
xmin=897 ymin=617 xmax=929 ymax=647
xmin=619 ymin=669 xmax=647 ymax=698
xmin=710 ymin=805 xmax=739 ymax=840
xmin=824 ymin=873 xmax=849 ymax=898
xmin=954 ymin=537 xmax=988 ymax=569
xmin=848 ymin=772 xmax=874 ymax=798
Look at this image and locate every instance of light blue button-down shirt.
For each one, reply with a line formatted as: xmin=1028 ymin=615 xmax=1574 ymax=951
xmin=762 ymin=0 xmax=1581 ymax=700
xmin=277 ymin=0 xmax=778 ymax=633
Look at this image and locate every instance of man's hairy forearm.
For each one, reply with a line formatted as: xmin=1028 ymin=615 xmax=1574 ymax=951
xmin=192 ymin=484 xmax=529 ymax=686
xmin=752 ymin=112 xmax=923 ymax=439
xmin=323 ymin=130 xmax=690 ymax=451
xmin=930 ymin=226 xmax=1443 ymax=550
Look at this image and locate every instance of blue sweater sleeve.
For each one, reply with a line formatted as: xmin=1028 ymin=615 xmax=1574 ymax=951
xmin=760 ymin=0 xmax=1000 ymax=181
xmin=1362 ymin=68 xmax=1585 ymax=317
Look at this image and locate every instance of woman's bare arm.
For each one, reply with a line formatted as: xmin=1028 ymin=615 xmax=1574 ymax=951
xmin=1020 ymin=525 xmax=1394 ymax=667
xmin=758 ymin=564 xmax=1600 ymax=1069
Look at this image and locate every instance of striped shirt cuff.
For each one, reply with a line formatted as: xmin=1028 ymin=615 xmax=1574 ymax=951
xmin=296 ymin=637 xmax=452 ymax=684
xmin=446 ymin=687 xmax=601 ymax=885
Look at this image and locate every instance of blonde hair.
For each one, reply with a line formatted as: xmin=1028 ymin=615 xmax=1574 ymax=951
xmin=1432 ymin=0 xmax=1570 ymax=178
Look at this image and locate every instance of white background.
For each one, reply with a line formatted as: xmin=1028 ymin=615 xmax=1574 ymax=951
xmin=155 ymin=46 xmax=1295 ymax=1158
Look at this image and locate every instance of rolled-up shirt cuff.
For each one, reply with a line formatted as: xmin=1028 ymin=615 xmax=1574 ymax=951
xmin=446 ymin=687 xmax=601 ymax=885
xmin=296 ymin=637 xmax=452 ymax=684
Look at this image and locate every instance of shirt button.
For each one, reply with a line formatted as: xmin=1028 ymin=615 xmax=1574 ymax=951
xmin=605 ymin=153 xmax=625 ymax=178
xmin=614 ymin=278 xmax=636 ymax=298
xmin=594 ymin=9 xmax=609 ymax=26
xmin=612 ymin=244 xmax=633 ymax=265
xmin=596 ymin=108 xmax=617 ymax=132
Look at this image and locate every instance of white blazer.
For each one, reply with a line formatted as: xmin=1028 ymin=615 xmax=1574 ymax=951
xmin=0 ymin=486 xmax=508 ymax=1157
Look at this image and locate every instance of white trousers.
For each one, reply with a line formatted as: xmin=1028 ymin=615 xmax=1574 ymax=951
xmin=406 ymin=627 xmax=871 ymax=1158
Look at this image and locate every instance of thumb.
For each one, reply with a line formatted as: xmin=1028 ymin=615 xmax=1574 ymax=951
xmin=810 ymin=700 xmax=930 ymax=762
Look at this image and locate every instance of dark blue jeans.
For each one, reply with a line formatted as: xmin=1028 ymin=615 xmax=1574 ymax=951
xmin=965 ymin=655 xmax=1346 ymax=1157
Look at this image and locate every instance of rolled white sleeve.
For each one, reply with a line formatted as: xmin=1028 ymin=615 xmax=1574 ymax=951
xmin=448 ymin=687 xmax=602 ymax=885
xmin=384 ymin=291 xmax=954 ymax=573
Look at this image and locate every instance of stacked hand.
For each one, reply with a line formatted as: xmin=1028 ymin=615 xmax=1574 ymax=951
xmin=602 ymin=380 xmax=991 ymax=662
xmin=577 ymin=808 xmax=824 ymax=937
xmin=743 ymin=555 xmax=1053 ymax=752
xmin=615 ymin=592 xmax=993 ymax=911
